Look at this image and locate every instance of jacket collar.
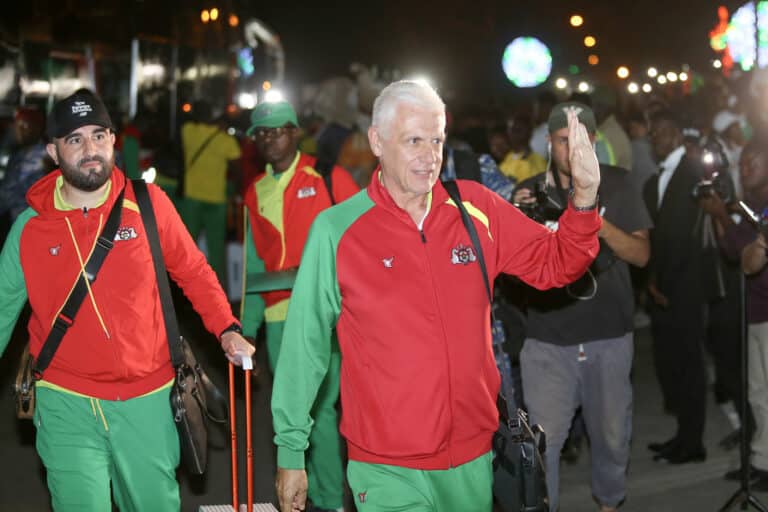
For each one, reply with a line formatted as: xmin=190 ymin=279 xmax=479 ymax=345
xmin=366 ymin=167 xmax=449 ymax=224
xmin=26 ymin=166 xmax=126 ymax=219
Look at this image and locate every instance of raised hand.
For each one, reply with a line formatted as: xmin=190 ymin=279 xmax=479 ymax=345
xmin=567 ymin=108 xmax=600 ymax=207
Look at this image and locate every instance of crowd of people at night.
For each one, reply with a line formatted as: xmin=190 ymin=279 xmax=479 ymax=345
xmin=2 ymin=59 xmax=768 ymax=512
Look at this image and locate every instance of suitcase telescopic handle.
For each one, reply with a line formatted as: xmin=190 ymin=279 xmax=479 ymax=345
xmin=229 ymin=357 xmax=254 ymax=512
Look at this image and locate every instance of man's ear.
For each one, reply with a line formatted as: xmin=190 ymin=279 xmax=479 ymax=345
xmin=368 ymin=125 xmax=382 ymax=157
xmin=45 ymin=143 xmax=58 ymax=165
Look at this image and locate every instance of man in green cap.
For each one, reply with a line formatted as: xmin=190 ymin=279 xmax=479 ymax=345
xmin=513 ymin=101 xmax=652 ymax=511
xmin=240 ymin=100 xmax=358 ymax=512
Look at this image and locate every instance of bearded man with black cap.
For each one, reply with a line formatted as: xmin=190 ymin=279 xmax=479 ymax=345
xmin=513 ymin=102 xmax=652 ymax=512
xmin=0 ymin=90 xmax=254 ymax=511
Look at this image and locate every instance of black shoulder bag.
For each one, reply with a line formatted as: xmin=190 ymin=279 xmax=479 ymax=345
xmin=443 ymin=180 xmax=549 ymax=512
xmin=14 ymin=186 xmax=126 ymax=419
xmin=132 ymin=179 xmax=227 ymax=475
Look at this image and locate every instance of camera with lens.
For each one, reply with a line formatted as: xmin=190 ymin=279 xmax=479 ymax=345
xmin=515 ymin=181 xmax=564 ymax=224
xmin=692 ymin=138 xmax=734 ymax=203
xmin=691 ymin=175 xmax=732 ymax=202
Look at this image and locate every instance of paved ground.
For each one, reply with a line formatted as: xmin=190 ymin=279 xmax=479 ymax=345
xmin=0 ymin=301 xmax=765 ymax=511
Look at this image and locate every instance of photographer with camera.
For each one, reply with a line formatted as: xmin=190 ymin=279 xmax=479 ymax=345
xmin=700 ymin=138 xmax=768 ymax=487
xmin=514 ymin=102 xmax=651 ymax=512
xmin=689 ymin=133 xmax=747 ymax=453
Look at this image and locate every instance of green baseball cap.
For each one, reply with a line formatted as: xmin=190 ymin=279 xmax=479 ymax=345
xmin=246 ymin=101 xmax=299 ymax=135
xmin=548 ymin=101 xmax=597 ymax=134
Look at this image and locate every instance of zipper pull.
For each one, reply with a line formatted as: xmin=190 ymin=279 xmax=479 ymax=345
xmin=420 ymin=230 xmax=427 ymax=243
xmin=82 ymin=206 xmax=88 ymax=218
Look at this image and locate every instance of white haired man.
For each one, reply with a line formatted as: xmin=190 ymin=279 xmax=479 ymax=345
xmin=272 ymin=80 xmax=602 ymax=512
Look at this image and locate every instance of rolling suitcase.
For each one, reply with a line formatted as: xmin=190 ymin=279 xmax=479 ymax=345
xmin=199 ymin=357 xmax=278 ymax=512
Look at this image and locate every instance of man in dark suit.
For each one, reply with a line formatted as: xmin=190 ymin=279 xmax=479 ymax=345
xmin=643 ymin=110 xmax=708 ymax=463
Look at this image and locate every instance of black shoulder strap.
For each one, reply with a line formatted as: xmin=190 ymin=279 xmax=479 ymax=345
xmin=451 ymin=149 xmax=483 ymax=183
xmin=314 ymin=156 xmax=336 ymax=205
xmin=134 ymin=179 xmax=228 ymax=423
xmin=443 ymin=180 xmax=492 ymax=302
xmin=34 ymin=186 xmax=126 ymax=377
xmin=132 ymin=179 xmax=184 ymax=368
xmin=443 ymin=180 xmax=518 ymax=418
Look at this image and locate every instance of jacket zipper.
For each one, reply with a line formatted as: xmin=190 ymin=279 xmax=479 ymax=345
xmin=420 ymin=220 xmax=456 ymax=468
xmin=78 ymin=209 xmax=125 ymax=390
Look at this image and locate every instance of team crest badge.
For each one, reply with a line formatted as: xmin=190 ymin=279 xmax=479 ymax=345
xmin=297 ymin=186 xmax=317 ymax=199
xmin=114 ymin=227 xmax=138 ymax=241
xmin=49 ymin=245 xmax=61 ymax=256
xmin=382 ymin=257 xmax=394 ymax=268
xmin=451 ymin=244 xmax=477 ymax=265
xmin=358 ymin=492 xmax=367 ymax=503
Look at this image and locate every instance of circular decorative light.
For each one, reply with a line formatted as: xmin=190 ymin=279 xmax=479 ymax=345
xmin=617 ymin=66 xmax=630 ymax=79
xmin=502 ymin=37 xmax=553 ymax=88
xmin=570 ymin=15 xmax=584 ymax=27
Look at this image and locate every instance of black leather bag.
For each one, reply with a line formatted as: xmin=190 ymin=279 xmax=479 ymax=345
xmin=443 ymin=180 xmax=549 ymax=512
xmin=492 ymin=407 xmax=549 ymax=512
xmin=169 ymin=337 xmax=227 ymax=475
xmin=133 ymin=179 xmax=227 ymax=475
xmin=13 ymin=344 xmax=36 ymax=420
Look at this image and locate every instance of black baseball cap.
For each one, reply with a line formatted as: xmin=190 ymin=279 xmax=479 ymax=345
xmin=47 ymin=90 xmax=113 ymax=139
xmin=548 ymin=102 xmax=597 ymax=134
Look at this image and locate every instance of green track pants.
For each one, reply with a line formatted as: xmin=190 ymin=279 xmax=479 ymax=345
xmin=267 ymin=320 xmax=344 ymax=510
xmin=34 ymin=385 xmax=180 ymax=512
xmin=347 ymin=451 xmax=494 ymax=512
xmin=180 ymin=197 xmax=227 ymax=286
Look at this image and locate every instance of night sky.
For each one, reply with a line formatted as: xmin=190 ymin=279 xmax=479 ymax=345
xmin=1 ymin=0 xmax=750 ymax=106
xmin=254 ymin=1 xmax=744 ymax=102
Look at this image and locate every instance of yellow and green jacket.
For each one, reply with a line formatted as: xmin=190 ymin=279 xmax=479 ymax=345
xmin=241 ymin=152 xmax=358 ymax=332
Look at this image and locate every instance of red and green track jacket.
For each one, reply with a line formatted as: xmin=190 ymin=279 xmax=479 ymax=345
xmin=241 ymin=152 xmax=358 ymax=331
xmin=272 ymin=175 xmax=601 ymax=470
xmin=0 ymin=169 xmax=237 ymax=400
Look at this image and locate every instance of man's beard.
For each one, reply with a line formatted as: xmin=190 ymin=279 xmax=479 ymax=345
xmin=59 ymin=154 xmax=114 ymax=192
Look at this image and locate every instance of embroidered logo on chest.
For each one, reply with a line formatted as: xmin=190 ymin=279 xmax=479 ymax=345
xmin=451 ymin=244 xmax=476 ymax=265
xmin=49 ymin=245 xmax=61 ymax=256
xmin=382 ymin=256 xmax=394 ymax=268
xmin=297 ymin=186 xmax=317 ymax=199
xmin=114 ymin=227 xmax=139 ymax=241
